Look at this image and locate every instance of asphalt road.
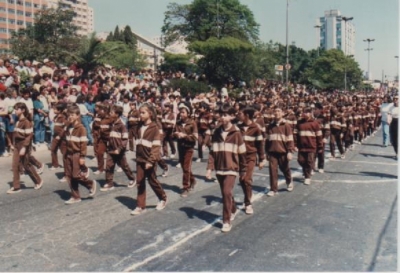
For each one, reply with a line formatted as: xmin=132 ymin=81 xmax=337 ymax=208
xmin=0 ymin=129 xmax=397 ymax=272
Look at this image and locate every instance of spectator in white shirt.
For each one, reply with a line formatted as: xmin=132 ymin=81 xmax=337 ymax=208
xmin=380 ymin=96 xmax=393 ymax=147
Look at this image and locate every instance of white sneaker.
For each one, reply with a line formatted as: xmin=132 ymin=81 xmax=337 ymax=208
xmin=287 ymin=180 xmax=294 ymax=192
xmin=318 ymin=169 xmax=324 ymax=173
xmin=100 ymin=184 xmax=114 ymax=192
xmin=65 ymin=198 xmax=82 ymax=205
xmin=311 ymin=170 xmax=315 ymax=176
xmin=89 ymin=180 xmax=97 ymax=197
xmin=195 ymin=158 xmax=202 ymax=163
xmin=221 ymin=223 xmax=232 ymax=233
xmin=131 ymin=207 xmax=146 ymax=215
xmin=116 ymin=167 xmax=123 ymax=173
xmin=230 ymin=210 xmax=238 ymax=221
xmin=170 ymin=154 xmax=176 ymax=159
xmin=59 ymin=176 xmax=68 ymax=183
xmin=304 ymin=178 xmax=311 ymax=185
xmin=266 ymin=191 xmax=277 ymax=197
xmin=176 ymin=163 xmax=181 ymax=168
xmin=7 ymin=187 xmax=21 ymax=194
xmin=162 ymin=169 xmax=168 ymax=177
xmin=161 ymin=156 xmax=168 ymax=160
xmin=49 ymin=166 xmax=59 ymax=171
xmin=156 ymin=199 xmax=167 ymax=211
xmin=340 ymin=154 xmax=345 ymax=159
xmin=93 ymin=170 xmax=103 ymax=175
xmin=245 ymin=205 xmax=254 ymax=215
xmin=34 ymin=180 xmax=44 ymax=190
xmin=2 ymin=152 xmax=10 ymax=157
xmin=127 ymin=180 xmax=136 ymax=188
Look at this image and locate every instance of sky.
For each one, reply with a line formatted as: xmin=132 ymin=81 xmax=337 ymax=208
xmin=88 ymin=0 xmax=399 ymax=81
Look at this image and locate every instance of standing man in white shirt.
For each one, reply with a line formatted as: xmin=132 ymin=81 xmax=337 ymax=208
xmin=380 ymin=96 xmax=394 ymax=147
xmin=388 ymin=95 xmax=399 ymax=158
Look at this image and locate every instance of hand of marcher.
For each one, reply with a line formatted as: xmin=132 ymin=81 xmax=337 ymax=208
xmin=287 ymin=152 xmax=293 ymax=161
xmin=259 ymin=160 xmax=265 ymax=170
xmin=19 ymin=147 xmax=25 ymax=156
xmin=79 ymin=158 xmax=85 ymax=165
xmin=145 ymin=163 xmax=152 ymax=169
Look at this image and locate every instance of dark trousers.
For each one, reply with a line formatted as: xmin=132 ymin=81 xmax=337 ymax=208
xmin=330 ymin=128 xmax=344 ymax=156
xmin=128 ymin=128 xmax=137 ymax=152
xmin=64 ymin=153 xmax=94 ymax=199
xmin=216 ymin=174 xmax=237 ymax=224
xmin=96 ymin=139 xmax=107 ymax=172
xmin=178 ymin=146 xmax=195 ymax=190
xmin=136 ymin=162 xmax=167 ymax=209
xmin=12 ymin=147 xmax=41 ymax=190
xmin=162 ymin=128 xmax=176 ymax=156
xmin=105 ymin=152 xmax=135 ymax=187
xmin=315 ymin=150 xmax=325 ymax=170
xmin=197 ymin=130 xmax=206 ymax=159
xmin=390 ymin=118 xmax=398 ymax=155
xmin=239 ymin=154 xmax=256 ymax=206
xmin=268 ymin=152 xmax=292 ymax=192
xmin=298 ymin=151 xmax=315 ymax=179
xmin=50 ymin=138 xmax=63 ymax=167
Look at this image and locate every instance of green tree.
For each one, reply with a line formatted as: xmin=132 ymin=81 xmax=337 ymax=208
xmin=122 ymin=25 xmax=137 ymax=49
xmin=96 ymin=41 xmax=146 ymax=70
xmin=160 ymin=52 xmax=198 ymax=74
xmin=106 ymin=31 xmax=114 ymax=41
xmin=10 ymin=5 xmax=79 ymax=62
xmin=113 ymin=26 xmax=121 ymax=41
xmin=162 ymin=0 xmax=259 ymax=47
xmin=302 ymin=49 xmax=363 ymax=90
xmin=189 ymin=37 xmax=254 ymax=86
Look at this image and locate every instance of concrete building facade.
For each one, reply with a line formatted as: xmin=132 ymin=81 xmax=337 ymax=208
xmin=318 ymin=9 xmax=355 ymax=56
xmin=0 ymin=0 xmax=94 ymax=54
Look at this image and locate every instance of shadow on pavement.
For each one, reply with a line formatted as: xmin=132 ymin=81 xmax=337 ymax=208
xmin=179 ymin=206 xmax=220 ymax=225
xmin=115 ymin=196 xmax=136 ymax=210
xmin=54 ymin=189 xmax=71 ymax=201
xmin=161 ymin=183 xmax=181 ymax=194
xmin=361 ymin=143 xmax=384 ymax=147
xmin=359 ymin=152 xmax=395 ymax=159
xmin=193 ymin=174 xmax=216 ymax=183
xmin=202 ymin=195 xmax=222 ymax=205
xmin=360 ymin=172 xmax=397 ymax=179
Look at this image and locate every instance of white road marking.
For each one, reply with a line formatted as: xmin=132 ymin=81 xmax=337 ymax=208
xmin=311 ymin=179 xmax=397 ymax=184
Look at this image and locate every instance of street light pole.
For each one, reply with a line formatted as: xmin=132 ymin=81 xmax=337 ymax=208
xmin=314 ymin=25 xmax=321 ymax=57
xmin=285 ymin=0 xmax=289 ymax=88
xmin=363 ymin=38 xmax=375 ymax=80
xmin=342 ymin=16 xmax=353 ymax=55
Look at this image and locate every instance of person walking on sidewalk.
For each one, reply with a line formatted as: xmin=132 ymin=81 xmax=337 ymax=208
xmin=265 ymin=105 xmax=295 ymax=196
xmin=131 ymin=102 xmax=167 ymax=215
xmin=7 ymin=102 xmax=43 ymax=194
xmin=295 ymin=107 xmax=323 ymax=186
xmin=209 ymin=104 xmax=247 ymax=233
xmin=388 ymin=95 xmax=398 ymax=159
xmin=173 ymin=102 xmax=198 ymax=198
xmin=63 ymin=105 xmax=96 ymax=204
xmin=237 ymin=106 xmax=265 ymax=215
xmin=101 ymin=105 xmax=136 ymax=191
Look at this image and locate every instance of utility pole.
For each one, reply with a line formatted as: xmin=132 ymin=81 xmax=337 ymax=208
xmin=363 ymin=38 xmax=375 ymax=80
xmin=285 ymin=0 xmax=289 ymax=88
xmin=314 ymin=25 xmax=321 ymax=57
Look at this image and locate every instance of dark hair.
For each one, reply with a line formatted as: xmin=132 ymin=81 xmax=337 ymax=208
xmin=55 ymin=102 xmax=67 ymax=112
xmin=218 ymin=104 xmax=235 ymax=115
xmin=139 ymin=102 xmax=157 ymax=121
xmin=242 ymin=107 xmax=256 ymax=119
xmin=76 ymin=95 xmax=85 ymax=104
xmin=67 ymin=105 xmax=80 ymax=116
xmin=199 ymin=101 xmax=210 ymax=111
xmin=111 ymin=105 xmax=123 ymax=116
xmin=31 ymin=91 xmax=40 ymax=101
xmin=14 ymin=102 xmax=32 ymax=121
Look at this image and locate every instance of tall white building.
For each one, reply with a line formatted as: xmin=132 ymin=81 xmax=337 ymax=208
xmin=46 ymin=0 xmax=94 ymax=36
xmin=318 ymin=10 xmax=355 ymax=56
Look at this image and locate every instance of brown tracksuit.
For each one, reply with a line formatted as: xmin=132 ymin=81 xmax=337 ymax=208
xmin=161 ymin=111 xmax=176 ymax=156
xmin=266 ymin=120 xmax=294 ymax=193
xmin=51 ymin=113 xmax=67 ymax=168
xmin=92 ymin=114 xmax=102 ymax=158
xmin=238 ymin=122 xmax=265 ymax=207
xmin=295 ymin=118 xmax=323 ymax=179
xmin=104 ymin=117 xmax=135 ymax=188
xmin=127 ymin=109 xmax=140 ymax=152
xmin=97 ymin=116 xmax=113 ymax=172
xmin=197 ymin=112 xmax=211 ymax=160
xmin=330 ymin=113 xmax=346 ymax=156
xmin=135 ymin=121 xmax=167 ymax=209
xmin=64 ymin=121 xmax=95 ymax=200
xmin=209 ymin=125 xmax=247 ymax=225
xmin=12 ymin=117 xmax=41 ymax=190
xmin=174 ymin=118 xmax=198 ymax=191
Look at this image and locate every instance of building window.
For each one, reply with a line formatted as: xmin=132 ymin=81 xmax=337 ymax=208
xmin=8 ymin=0 xmax=14 ymax=3
xmin=26 ymin=12 xmax=32 ymax=17
xmin=17 ymin=20 xmax=23 ymax=25
xmin=17 ymin=10 xmax=23 ymax=15
xmin=33 ymin=4 xmax=40 ymax=8
xmin=26 ymin=22 xmax=32 ymax=26
xmin=0 ymin=7 xmax=5 ymax=12
xmin=8 ymin=9 xmax=15 ymax=14
xmin=0 ymin=17 xmax=5 ymax=22
xmin=17 ymin=0 xmax=23 ymax=5
xmin=25 ymin=2 xmax=31 ymax=7
xmin=0 ymin=28 xmax=7 ymax=33
xmin=9 ymin=19 xmax=15 ymax=24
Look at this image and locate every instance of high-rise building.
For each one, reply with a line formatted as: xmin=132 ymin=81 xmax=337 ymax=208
xmin=318 ymin=9 xmax=355 ymax=56
xmin=0 ymin=0 xmax=94 ymax=54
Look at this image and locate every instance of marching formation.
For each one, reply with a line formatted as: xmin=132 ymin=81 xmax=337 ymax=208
xmin=3 ymin=68 xmax=399 ymax=233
